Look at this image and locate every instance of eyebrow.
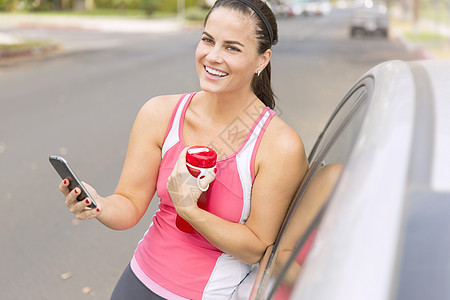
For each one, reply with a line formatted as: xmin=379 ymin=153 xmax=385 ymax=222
xmin=202 ymin=31 xmax=245 ymax=47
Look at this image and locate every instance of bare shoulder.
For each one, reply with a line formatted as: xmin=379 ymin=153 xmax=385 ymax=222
xmin=256 ymin=115 xmax=307 ymax=175
xmin=132 ymin=94 xmax=184 ymax=146
xmin=265 ymin=115 xmax=305 ymax=158
xmin=138 ymin=94 xmax=182 ymax=120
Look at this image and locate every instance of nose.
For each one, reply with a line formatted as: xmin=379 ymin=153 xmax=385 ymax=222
xmin=205 ymin=46 xmax=223 ymax=64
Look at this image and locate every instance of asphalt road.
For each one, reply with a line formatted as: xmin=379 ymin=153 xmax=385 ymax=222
xmin=0 ymin=10 xmax=421 ymax=299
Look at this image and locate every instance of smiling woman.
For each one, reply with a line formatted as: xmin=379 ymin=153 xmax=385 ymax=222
xmin=197 ymin=0 xmax=279 ymax=109
xmin=195 ymin=9 xmax=266 ymax=96
xmin=57 ymin=0 xmax=308 ymax=299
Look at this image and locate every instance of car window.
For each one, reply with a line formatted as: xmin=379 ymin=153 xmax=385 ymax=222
xmin=308 ymin=81 xmax=368 ymax=163
xmin=251 ymin=77 xmax=372 ymax=300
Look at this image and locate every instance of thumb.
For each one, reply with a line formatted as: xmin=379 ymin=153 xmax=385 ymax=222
xmin=81 ymin=181 xmax=101 ymax=209
xmin=81 ymin=181 xmax=97 ymax=197
xmin=198 ymin=167 xmax=217 ymax=191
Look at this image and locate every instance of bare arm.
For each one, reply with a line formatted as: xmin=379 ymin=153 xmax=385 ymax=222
xmin=169 ymin=119 xmax=308 ymax=264
xmin=60 ymin=95 xmax=179 ymax=230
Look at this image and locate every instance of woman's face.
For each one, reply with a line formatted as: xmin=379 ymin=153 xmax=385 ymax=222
xmin=195 ymin=7 xmax=268 ymax=96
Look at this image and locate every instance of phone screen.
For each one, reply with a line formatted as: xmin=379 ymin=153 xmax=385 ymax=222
xmin=49 ymin=156 xmax=97 ymax=208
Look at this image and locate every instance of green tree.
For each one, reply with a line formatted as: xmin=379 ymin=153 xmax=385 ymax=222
xmin=142 ymin=0 xmax=199 ymax=15
xmin=1 ymin=0 xmax=19 ymax=11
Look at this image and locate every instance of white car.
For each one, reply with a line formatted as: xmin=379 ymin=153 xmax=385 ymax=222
xmin=303 ymin=0 xmax=331 ymax=15
xmin=286 ymin=0 xmax=331 ymax=16
xmin=233 ymin=59 xmax=450 ymax=299
xmin=350 ymin=6 xmax=389 ymax=37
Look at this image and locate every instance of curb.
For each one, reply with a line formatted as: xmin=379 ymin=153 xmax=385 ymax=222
xmin=0 ymin=43 xmax=61 ymax=67
xmin=0 ymin=14 xmax=183 ymax=33
xmin=0 ymin=43 xmax=60 ymax=59
xmin=0 ymin=14 xmax=190 ymax=65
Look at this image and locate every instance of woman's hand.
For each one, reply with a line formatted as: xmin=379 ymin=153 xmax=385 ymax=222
xmin=59 ymin=179 xmax=102 ymax=220
xmin=167 ymin=147 xmax=216 ymax=218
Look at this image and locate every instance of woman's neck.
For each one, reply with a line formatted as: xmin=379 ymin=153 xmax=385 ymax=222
xmin=197 ymin=90 xmax=263 ymax=123
xmin=183 ymin=90 xmax=267 ymax=154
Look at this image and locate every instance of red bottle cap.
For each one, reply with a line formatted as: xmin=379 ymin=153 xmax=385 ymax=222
xmin=186 ymin=146 xmax=217 ymax=168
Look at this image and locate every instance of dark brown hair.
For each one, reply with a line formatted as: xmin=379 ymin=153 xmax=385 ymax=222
xmin=204 ymin=0 xmax=279 ymax=109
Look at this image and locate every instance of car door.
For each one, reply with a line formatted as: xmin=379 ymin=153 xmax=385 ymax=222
xmin=246 ymin=75 xmax=374 ymax=300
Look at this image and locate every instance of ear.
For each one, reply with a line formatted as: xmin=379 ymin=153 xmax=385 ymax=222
xmin=256 ymin=49 xmax=272 ymax=74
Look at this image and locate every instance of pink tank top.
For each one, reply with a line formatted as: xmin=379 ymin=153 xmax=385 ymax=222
xmin=132 ymin=93 xmax=275 ymax=299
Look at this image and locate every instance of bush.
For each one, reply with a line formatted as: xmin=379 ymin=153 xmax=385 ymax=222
xmin=142 ymin=0 xmax=199 ymax=16
xmin=95 ymin=0 xmax=141 ymax=9
xmin=1 ymin=0 xmax=18 ymax=11
xmin=185 ymin=5 xmax=208 ymax=21
xmin=140 ymin=0 xmax=158 ymax=14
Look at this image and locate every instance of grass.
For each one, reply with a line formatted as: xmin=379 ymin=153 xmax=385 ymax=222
xmin=2 ymin=9 xmax=155 ymax=18
xmin=34 ymin=8 xmax=149 ymax=17
xmin=0 ymin=6 xmax=210 ymax=20
xmin=0 ymin=7 xmax=209 ymax=25
xmin=420 ymin=4 xmax=450 ymax=26
xmin=390 ymin=7 xmax=450 ymax=58
xmin=404 ymin=31 xmax=447 ymax=43
xmin=0 ymin=41 xmax=47 ymax=51
xmin=0 ymin=40 xmax=60 ymax=60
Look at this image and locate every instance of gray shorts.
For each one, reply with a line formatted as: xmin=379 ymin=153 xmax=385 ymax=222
xmin=110 ymin=263 xmax=167 ymax=300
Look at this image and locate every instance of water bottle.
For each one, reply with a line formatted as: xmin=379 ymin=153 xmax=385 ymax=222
xmin=176 ymin=146 xmax=217 ymax=233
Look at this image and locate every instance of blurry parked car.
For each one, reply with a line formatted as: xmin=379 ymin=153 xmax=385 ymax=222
xmin=233 ymin=59 xmax=450 ymax=300
xmin=280 ymin=0 xmax=331 ymax=16
xmin=350 ymin=5 xmax=389 ymax=37
xmin=302 ymin=0 xmax=331 ymax=15
xmin=287 ymin=0 xmax=305 ymax=16
xmin=268 ymin=0 xmax=291 ymax=18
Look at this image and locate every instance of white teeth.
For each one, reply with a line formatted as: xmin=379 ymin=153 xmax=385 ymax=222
xmin=205 ymin=66 xmax=228 ymax=77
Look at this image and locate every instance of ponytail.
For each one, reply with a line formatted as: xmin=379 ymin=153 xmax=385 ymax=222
xmin=252 ymin=62 xmax=275 ymax=109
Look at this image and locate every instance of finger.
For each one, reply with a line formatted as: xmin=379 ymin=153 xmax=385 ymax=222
xmin=168 ymin=147 xmax=190 ymax=184
xmin=81 ymin=181 xmax=89 ymax=186
xmin=59 ymin=178 xmax=71 ymax=196
xmin=76 ymin=209 xmax=100 ymax=220
xmin=175 ymin=147 xmax=190 ymax=173
xmin=81 ymin=182 xmax=97 ymax=199
xmin=65 ymin=187 xmax=81 ymax=208
xmin=79 ymin=181 xmax=102 ymax=207
xmin=74 ymin=199 xmax=101 ymax=220
xmin=198 ymin=167 xmax=217 ymax=190
xmin=69 ymin=196 xmax=89 ymax=214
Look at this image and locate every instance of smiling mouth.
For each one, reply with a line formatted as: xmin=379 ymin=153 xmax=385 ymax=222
xmin=205 ymin=66 xmax=228 ymax=77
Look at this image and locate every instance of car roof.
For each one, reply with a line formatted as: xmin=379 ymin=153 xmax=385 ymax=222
xmin=352 ymin=5 xmax=387 ymax=14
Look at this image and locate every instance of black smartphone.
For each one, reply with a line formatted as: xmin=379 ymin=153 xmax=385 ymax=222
xmin=49 ymin=155 xmax=97 ymax=209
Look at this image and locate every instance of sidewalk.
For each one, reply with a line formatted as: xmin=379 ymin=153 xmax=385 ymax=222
xmin=0 ymin=14 xmax=185 ymax=63
xmin=0 ymin=14 xmax=183 ymax=33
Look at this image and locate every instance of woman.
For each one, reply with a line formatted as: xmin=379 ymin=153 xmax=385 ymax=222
xmin=60 ymin=0 xmax=308 ymax=298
